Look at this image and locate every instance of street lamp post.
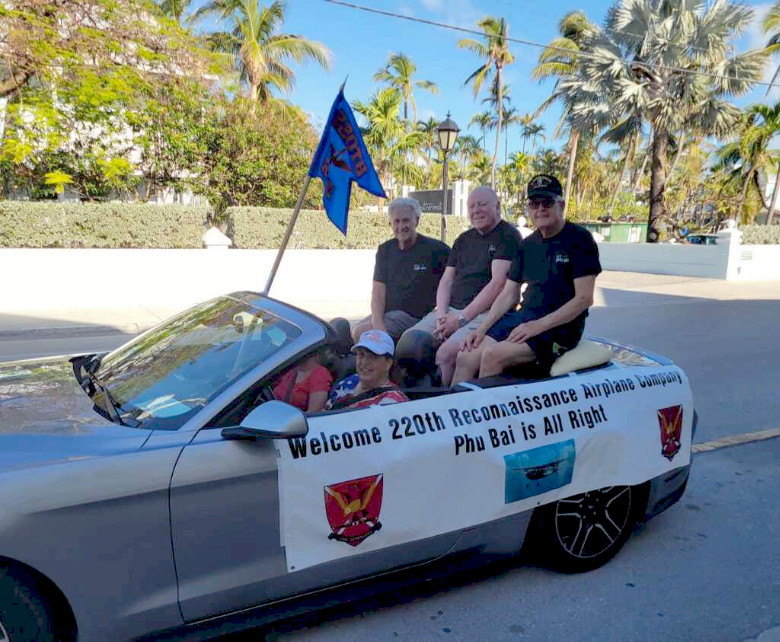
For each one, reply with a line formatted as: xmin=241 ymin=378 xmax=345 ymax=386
xmin=437 ymin=113 xmax=460 ymax=242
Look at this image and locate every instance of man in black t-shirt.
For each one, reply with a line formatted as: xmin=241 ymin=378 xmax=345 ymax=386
xmin=403 ymin=186 xmax=521 ymax=385
xmin=452 ymin=174 xmax=601 ymax=384
xmin=352 ymin=197 xmax=450 ymax=343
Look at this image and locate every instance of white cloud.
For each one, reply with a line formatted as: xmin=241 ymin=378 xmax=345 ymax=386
xmin=398 ymin=3 xmax=416 ymax=17
xmin=400 ymin=0 xmax=482 ymax=30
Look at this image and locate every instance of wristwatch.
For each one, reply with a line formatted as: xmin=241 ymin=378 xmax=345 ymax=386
xmin=457 ymin=312 xmax=468 ymax=328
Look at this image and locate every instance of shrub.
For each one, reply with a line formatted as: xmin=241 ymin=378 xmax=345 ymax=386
xmin=0 ymin=202 xmax=208 ymax=248
xmin=741 ymin=225 xmax=780 ymax=245
xmin=227 ymin=207 xmax=470 ymax=249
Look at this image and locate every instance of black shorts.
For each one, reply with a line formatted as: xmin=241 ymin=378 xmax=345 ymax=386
xmin=486 ymin=310 xmax=584 ymax=370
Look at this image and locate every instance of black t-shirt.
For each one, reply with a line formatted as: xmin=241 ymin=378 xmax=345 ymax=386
xmin=509 ymin=222 xmax=601 ymax=325
xmin=373 ymin=234 xmax=450 ymax=318
xmin=448 ymin=220 xmax=522 ymax=310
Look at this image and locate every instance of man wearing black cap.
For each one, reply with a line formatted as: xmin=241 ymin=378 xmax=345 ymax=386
xmin=452 ymin=174 xmax=601 ymax=383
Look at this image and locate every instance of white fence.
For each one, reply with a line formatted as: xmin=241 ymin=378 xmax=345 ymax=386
xmin=598 ymin=229 xmax=780 ymax=281
xmin=2 ymin=230 xmax=779 ymax=317
xmin=0 ymin=249 xmax=376 ymax=318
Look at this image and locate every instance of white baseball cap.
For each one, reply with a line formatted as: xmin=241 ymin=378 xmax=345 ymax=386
xmin=352 ymin=330 xmax=395 ymax=357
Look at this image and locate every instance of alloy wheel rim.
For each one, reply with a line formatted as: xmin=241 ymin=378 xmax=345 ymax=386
xmin=554 ymin=486 xmax=632 ymax=559
xmin=0 ymin=616 xmax=9 ymax=642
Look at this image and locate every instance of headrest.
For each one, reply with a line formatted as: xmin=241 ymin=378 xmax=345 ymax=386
xmin=395 ymin=330 xmax=436 ymax=374
xmin=549 ymin=339 xmax=612 ymax=376
xmin=326 ymin=317 xmax=353 ymax=356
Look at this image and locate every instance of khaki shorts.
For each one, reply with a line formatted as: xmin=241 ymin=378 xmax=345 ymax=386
xmin=356 ymin=310 xmax=420 ymax=341
xmin=406 ymin=307 xmax=488 ymax=347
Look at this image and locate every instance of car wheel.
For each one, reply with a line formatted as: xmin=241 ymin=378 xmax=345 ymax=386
xmin=535 ymin=485 xmax=637 ymax=573
xmin=0 ymin=567 xmax=65 ymax=642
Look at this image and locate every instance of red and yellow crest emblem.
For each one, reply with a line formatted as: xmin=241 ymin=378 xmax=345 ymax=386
xmin=657 ymin=405 xmax=683 ymax=461
xmin=324 ymin=474 xmax=383 ymax=546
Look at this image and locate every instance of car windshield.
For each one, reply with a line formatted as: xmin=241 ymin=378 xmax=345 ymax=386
xmin=94 ymin=297 xmax=301 ymax=429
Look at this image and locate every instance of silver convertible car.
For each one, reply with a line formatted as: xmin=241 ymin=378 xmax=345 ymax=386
xmin=0 ymin=293 xmax=694 ymax=642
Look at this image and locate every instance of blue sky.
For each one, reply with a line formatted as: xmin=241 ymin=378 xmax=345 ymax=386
xmin=195 ymin=0 xmax=778 ymax=157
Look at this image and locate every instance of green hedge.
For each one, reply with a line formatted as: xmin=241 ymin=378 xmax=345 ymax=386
xmin=0 ymin=202 xmax=208 ymax=248
xmin=227 ymin=207 xmax=469 ymax=249
xmin=741 ymin=225 xmax=780 ymax=245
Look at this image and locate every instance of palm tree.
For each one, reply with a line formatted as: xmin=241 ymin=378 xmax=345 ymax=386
xmin=572 ymin=0 xmax=766 ymax=241
xmin=507 ymin=151 xmax=532 ymax=207
xmin=716 ymin=103 xmax=780 ymax=224
xmin=194 ymin=0 xmax=331 ymax=103
xmin=454 ymin=134 xmax=482 ymax=168
xmin=374 ymin=53 xmax=438 ymax=122
xmin=501 ymin=106 xmax=523 ymax=164
xmin=469 ymin=111 xmax=495 ymax=152
xmin=532 ymin=11 xmax=596 ymax=212
xmin=458 ymin=16 xmax=515 ymax=189
xmin=416 ymin=116 xmax=440 ymax=162
xmin=522 ymin=123 xmax=546 ymax=156
xmin=534 ymin=148 xmax=566 ymax=176
xmin=157 ymin=0 xmax=191 ymax=23
xmin=353 ymin=88 xmax=425 ymax=196
xmin=763 ymin=1 xmax=780 ymax=95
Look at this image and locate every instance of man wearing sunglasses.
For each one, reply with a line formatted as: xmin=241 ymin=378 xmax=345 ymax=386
xmin=452 ymin=174 xmax=601 ymax=384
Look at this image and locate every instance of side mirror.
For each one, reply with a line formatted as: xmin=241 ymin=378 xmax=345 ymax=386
xmin=221 ymin=401 xmax=309 ymax=441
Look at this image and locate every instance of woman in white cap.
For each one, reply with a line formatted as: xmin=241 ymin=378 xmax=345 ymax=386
xmin=325 ymin=330 xmax=408 ymax=411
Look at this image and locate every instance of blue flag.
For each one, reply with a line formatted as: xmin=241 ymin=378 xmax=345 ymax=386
xmin=308 ymin=89 xmax=386 ymax=234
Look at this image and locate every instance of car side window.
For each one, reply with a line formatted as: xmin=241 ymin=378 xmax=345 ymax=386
xmin=203 ymin=379 xmax=275 ymax=429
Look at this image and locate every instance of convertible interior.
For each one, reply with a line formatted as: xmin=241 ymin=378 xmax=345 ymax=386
xmin=324 ymin=319 xmax=614 ymax=403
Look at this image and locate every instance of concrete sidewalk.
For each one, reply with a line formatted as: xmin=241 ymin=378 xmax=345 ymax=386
xmin=1 ymin=271 xmax=778 ymax=339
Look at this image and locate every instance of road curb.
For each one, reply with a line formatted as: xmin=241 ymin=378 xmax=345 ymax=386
xmin=692 ymin=427 xmax=780 ymax=454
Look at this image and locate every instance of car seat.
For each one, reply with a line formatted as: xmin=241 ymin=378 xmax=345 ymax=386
xmin=325 ymin=317 xmax=356 ymax=381
xmin=395 ymin=330 xmax=442 ymax=388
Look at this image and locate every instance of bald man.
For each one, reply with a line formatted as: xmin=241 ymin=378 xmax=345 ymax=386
xmin=401 ymin=186 xmax=522 ymax=385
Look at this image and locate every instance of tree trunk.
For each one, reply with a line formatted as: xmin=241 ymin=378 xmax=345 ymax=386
xmin=491 ymin=71 xmax=503 ymax=190
xmin=647 ymin=126 xmax=668 ymax=243
xmin=753 ymin=172 xmax=770 ymax=210
xmin=563 ymin=130 xmax=579 ymax=217
xmin=608 ymin=135 xmax=636 ymax=218
xmin=766 ymin=164 xmax=780 ymax=225
xmin=0 ymin=97 xmax=7 ymax=141
xmin=632 ymin=146 xmax=649 ymax=194
xmin=736 ymin=167 xmax=754 ymax=224
xmin=665 ymin=132 xmax=685 ymax=188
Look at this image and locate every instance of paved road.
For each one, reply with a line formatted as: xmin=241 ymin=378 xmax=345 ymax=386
xmin=254 ymin=439 xmax=780 ymax=642
xmin=1 ymin=287 xmax=778 ymax=641
xmin=3 ymin=291 xmax=777 ymax=446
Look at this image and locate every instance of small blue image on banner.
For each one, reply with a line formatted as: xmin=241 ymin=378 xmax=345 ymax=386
xmin=308 ymin=89 xmax=386 ymax=235
xmin=504 ymin=439 xmax=576 ymax=504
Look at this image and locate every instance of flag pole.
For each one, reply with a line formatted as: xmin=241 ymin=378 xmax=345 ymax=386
xmin=262 ymin=175 xmax=312 ymax=295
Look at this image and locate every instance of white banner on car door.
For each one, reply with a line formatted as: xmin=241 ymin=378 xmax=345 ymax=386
xmin=275 ymin=363 xmax=693 ymax=573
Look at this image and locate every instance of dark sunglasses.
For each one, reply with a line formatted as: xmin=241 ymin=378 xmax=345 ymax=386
xmin=528 ymin=198 xmax=557 ymax=209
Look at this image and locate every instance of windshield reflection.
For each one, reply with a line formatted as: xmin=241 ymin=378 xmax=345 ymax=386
xmin=97 ymin=297 xmax=301 ymax=429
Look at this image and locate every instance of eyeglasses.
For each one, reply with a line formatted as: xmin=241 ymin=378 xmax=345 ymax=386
xmin=528 ymin=198 xmax=557 ymax=210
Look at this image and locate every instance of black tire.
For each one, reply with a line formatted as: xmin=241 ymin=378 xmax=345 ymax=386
xmin=0 ymin=566 xmax=64 ymax=642
xmin=534 ymin=485 xmax=637 ymax=573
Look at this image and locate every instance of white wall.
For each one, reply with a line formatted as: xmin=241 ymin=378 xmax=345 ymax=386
xmin=597 ymin=242 xmax=729 ymax=279
xmin=2 ymin=240 xmax=779 ymax=319
xmin=597 ymin=229 xmax=780 ymax=281
xmin=0 ymin=249 xmax=376 ymax=319
xmin=736 ymin=245 xmax=780 ymax=280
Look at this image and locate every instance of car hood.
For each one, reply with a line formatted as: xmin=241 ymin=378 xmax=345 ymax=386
xmin=0 ymin=357 xmax=150 ymax=472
